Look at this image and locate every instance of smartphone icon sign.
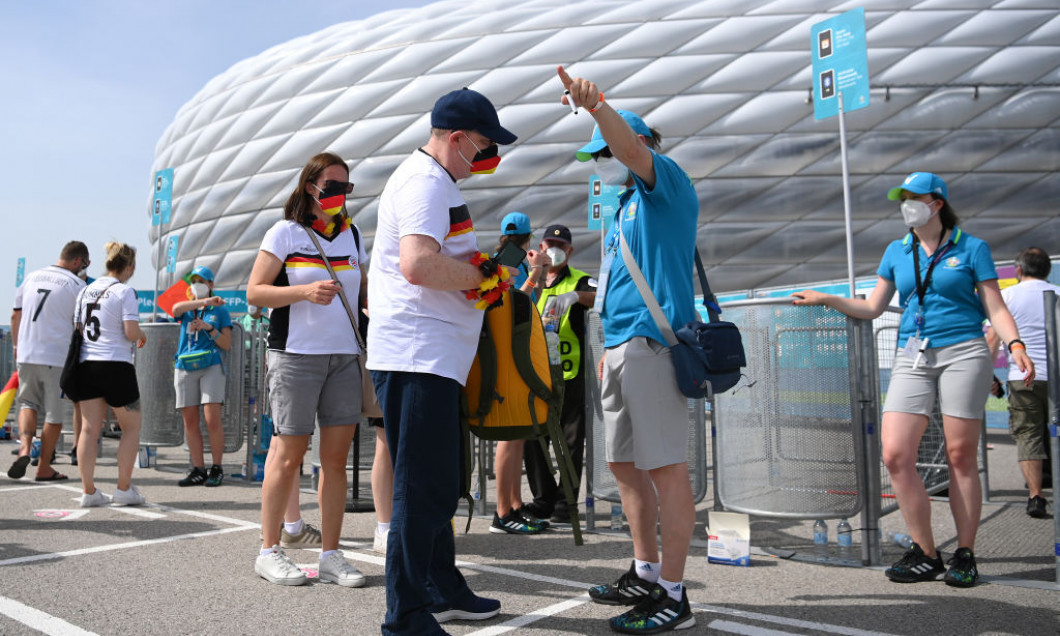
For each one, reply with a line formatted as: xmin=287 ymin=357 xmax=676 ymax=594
xmin=820 ymin=70 xmax=835 ymax=99
xmin=592 ymin=179 xmax=601 ymax=196
xmin=591 ymin=203 xmax=601 ymax=221
xmin=818 ymin=29 xmax=832 ymax=59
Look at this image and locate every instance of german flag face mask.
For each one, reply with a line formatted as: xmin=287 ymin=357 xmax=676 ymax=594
xmin=310 ymin=180 xmax=353 ymax=235
xmin=459 ymin=133 xmax=501 ymax=175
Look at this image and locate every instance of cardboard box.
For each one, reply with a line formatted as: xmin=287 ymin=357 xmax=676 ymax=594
xmin=707 ymin=511 xmax=750 ymax=566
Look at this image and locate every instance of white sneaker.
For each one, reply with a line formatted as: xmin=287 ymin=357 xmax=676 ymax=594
xmin=80 ymin=490 xmax=110 ymax=508
xmin=255 ymin=546 xmax=307 ymax=586
xmin=373 ymin=527 xmax=388 ymax=555
xmin=111 ymin=485 xmax=146 ymax=506
xmin=318 ymin=550 xmax=366 ymax=588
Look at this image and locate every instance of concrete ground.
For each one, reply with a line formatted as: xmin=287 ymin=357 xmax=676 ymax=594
xmin=0 ymin=429 xmax=1056 ymax=635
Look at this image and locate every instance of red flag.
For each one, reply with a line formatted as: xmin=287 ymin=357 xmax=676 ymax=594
xmin=0 ymin=371 xmax=18 ymax=425
xmin=157 ymin=272 xmax=196 ymax=317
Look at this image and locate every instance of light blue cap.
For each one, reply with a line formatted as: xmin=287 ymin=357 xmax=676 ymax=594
xmin=190 ymin=265 xmax=214 ymax=282
xmin=887 ymin=172 xmax=948 ymax=201
xmin=576 ymin=110 xmax=652 ymax=162
xmin=501 ymin=211 xmax=531 ymax=235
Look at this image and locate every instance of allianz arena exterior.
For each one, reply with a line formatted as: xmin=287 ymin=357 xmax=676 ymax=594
xmin=149 ymin=0 xmax=1059 ymax=294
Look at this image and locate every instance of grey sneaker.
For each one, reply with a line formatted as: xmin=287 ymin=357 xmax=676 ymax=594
xmin=255 ymin=546 xmax=307 ymax=586
xmin=318 ymin=550 xmax=366 ymax=588
xmin=280 ymin=522 xmax=322 ymax=549
xmin=111 ymin=485 xmax=146 ymax=506
xmin=80 ymin=489 xmax=110 ymax=508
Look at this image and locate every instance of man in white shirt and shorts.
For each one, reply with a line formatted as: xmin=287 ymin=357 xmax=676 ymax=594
xmin=8 ymin=241 xmax=89 ymax=481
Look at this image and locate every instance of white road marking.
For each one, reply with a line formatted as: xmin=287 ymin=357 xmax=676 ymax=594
xmin=709 ymin=618 xmax=800 ymax=635
xmin=696 ymin=605 xmax=899 ymax=636
xmin=0 ymin=594 xmax=99 ymax=636
xmin=466 ymin=595 xmax=590 ymax=636
xmin=109 ymin=505 xmax=167 ymax=520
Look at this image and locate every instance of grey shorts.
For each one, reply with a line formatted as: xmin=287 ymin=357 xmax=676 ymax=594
xmin=266 ymin=350 xmax=362 ymax=436
xmin=883 ymin=337 xmax=993 ymax=420
xmin=174 ymin=364 xmax=226 ymax=409
xmin=16 ymin=363 xmax=64 ymax=424
xmin=1007 ymin=380 xmax=1049 ymax=461
xmin=601 ymin=337 xmax=690 ymax=470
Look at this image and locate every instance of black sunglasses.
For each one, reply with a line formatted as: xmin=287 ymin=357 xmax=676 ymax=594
xmin=323 ymin=180 xmax=355 ymax=194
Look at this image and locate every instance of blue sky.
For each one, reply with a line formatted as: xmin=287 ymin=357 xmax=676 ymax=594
xmin=0 ymin=0 xmax=431 ymax=320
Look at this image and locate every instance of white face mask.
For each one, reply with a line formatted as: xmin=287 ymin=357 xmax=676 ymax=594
xmin=545 ymin=246 xmax=567 ymax=267
xmin=190 ymin=282 xmax=210 ymax=299
xmin=900 ymin=199 xmax=935 ymax=228
xmin=595 ymin=158 xmax=629 ymax=186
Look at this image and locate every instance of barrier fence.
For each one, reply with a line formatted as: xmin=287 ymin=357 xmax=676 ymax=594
xmin=1043 ymin=291 xmax=1060 ymax=583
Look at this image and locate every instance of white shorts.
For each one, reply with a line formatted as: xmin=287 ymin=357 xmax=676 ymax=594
xmin=601 ymin=337 xmax=690 ymax=470
xmin=883 ymin=337 xmax=993 ymax=420
xmin=174 ymin=364 xmax=227 ymax=409
xmin=16 ymin=363 xmax=64 ymax=424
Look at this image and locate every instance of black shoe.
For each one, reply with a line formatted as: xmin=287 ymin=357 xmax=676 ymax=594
xmin=205 ymin=465 xmax=224 ymax=487
xmin=589 ymin=561 xmax=655 ymax=606
xmin=489 ymin=509 xmax=544 ymax=535
xmin=178 ymin=467 xmax=208 ymax=487
xmin=1027 ymin=495 xmax=1050 ymax=519
xmin=944 ymin=547 xmax=979 ymax=588
xmin=550 ymin=506 xmax=573 ymax=524
xmin=69 ymin=448 xmax=78 ymax=467
xmin=517 ymin=505 xmax=550 ymax=529
xmin=884 ymin=543 xmax=945 ymax=583
xmin=30 ymin=450 xmax=56 ymax=467
xmin=7 ymin=455 xmax=30 ymax=479
xmin=521 ymin=501 xmax=553 ymax=520
xmin=609 ymin=583 xmax=695 ymax=634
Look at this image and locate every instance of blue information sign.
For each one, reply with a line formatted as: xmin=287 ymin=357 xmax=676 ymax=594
xmin=165 ymin=236 xmax=180 ymax=274
xmin=15 ymin=257 xmax=25 ymax=287
xmin=587 ymin=175 xmax=621 ymax=232
xmin=137 ymin=289 xmax=247 ymax=316
xmin=811 ymin=7 xmax=870 ymax=120
xmin=151 ymin=168 xmax=174 ymax=226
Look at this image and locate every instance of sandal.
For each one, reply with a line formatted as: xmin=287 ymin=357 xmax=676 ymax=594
xmin=35 ymin=471 xmax=69 ymax=482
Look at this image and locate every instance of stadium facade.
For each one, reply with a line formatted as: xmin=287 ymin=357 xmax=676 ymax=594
xmin=149 ymin=0 xmax=1060 ymax=294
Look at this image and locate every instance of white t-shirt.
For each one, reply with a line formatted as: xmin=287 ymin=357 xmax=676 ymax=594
xmin=367 ymin=149 xmax=484 ymax=384
xmin=14 ymin=265 xmax=86 ymax=367
xmin=77 ymin=277 xmax=140 ymax=364
xmin=1001 ymin=278 xmax=1060 ymax=382
xmin=259 ymin=219 xmax=366 ymax=355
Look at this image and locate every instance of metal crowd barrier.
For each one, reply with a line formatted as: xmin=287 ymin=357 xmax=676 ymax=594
xmin=1043 ymin=290 xmax=1060 ymax=583
xmin=136 ymin=321 xmax=246 ymax=454
xmin=0 ymin=327 xmax=13 ymax=391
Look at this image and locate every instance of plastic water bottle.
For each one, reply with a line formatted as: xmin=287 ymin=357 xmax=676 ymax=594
xmin=885 ymin=531 xmax=913 ymax=549
xmin=812 ymin=519 xmax=829 ymax=560
xmin=836 ymin=518 xmax=853 ymax=558
xmin=544 ymin=323 xmax=561 ymax=366
xmin=610 ymin=502 xmax=624 ymax=531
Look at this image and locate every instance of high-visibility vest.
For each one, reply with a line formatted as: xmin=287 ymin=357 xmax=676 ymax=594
xmin=536 ymin=267 xmax=591 ymax=381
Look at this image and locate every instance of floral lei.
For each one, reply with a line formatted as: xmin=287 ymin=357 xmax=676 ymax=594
xmin=465 ymin=252 xmax=512 ymax=310
xmin=311 ymin=214 xmax=350 ymax=236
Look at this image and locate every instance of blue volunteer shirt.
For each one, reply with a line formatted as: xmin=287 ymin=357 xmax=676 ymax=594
xmin=599 ymin=150 xmax=698 ymax=348
xmin=877 ymin=228 xmax=997 ymax=350
xmin=175 ymin=303 xmax=233 ymax=370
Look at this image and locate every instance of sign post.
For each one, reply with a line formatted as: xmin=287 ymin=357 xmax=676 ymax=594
xmin=151 ymin=168 xmax=175 ymax=321
xmin=811 ymin=7 xmax=869 ymax=298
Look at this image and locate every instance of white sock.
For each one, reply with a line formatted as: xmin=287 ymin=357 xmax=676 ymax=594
xmin=656 ymin=577 xmax=683 ymax=602
xmin=320 ymin=549 xmax=337 ymax=561
xmin=377 ymin=521 xmax=390 ymax=534
xmin=260 ymin=546 xmax=276 ymax=556
xmin=634 ymin=559 xmax=660 ymax=583
xmin=284 ymin=518 xmax=305 ymax=535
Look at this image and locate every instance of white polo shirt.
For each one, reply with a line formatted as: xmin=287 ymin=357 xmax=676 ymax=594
xmin=14 ymin=265 xmax=85 ymax=367
xmin=367 ymin=149 xmax=484 ymax=384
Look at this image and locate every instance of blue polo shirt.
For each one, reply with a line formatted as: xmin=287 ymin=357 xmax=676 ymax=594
xmin=599 ymin=151 xmax=698 ymax=348
xmin=877 ymin=228 xmax=997 ymax=350
xmin=175 ymin=303 xmax=232 ymax=370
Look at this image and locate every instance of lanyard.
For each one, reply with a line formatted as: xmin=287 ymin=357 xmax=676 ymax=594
xmin=910 ymin=227 xmax=951 ymax=325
